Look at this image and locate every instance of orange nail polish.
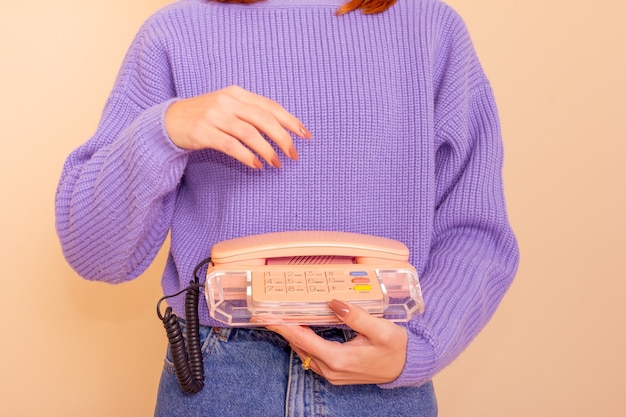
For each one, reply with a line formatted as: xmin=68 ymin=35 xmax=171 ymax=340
xmin=300 ymin=126 xmax=312 ymax=139
xmin=329 ymin=299 xmax=351 ymax=319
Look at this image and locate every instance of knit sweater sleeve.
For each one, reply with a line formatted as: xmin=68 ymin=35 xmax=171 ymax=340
xmin=382 ymin=7 xmax=519 ymax=388
xmin=55 ymin=14 xmax=189 ymax=283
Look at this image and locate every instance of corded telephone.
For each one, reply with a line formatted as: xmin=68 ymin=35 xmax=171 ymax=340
xmin=205 ymin=230 xmax=424 ymax=325
xmin=157 ymin=231 xmax=424 ymax=394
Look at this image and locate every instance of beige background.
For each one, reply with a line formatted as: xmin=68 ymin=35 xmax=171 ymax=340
xmin=1 ymin=0 xmax=624 ymax=416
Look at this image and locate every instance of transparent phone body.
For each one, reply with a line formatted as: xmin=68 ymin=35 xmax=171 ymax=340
xmin=205 ymin=265 xmax=424 ymax=326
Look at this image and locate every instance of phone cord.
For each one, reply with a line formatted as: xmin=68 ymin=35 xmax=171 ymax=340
xmin=158 ymin=277 xmax=205 ymax=395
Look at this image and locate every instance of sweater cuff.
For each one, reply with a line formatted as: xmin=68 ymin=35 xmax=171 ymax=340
xmin=142 ymin=98 xmax=190 ymax=161
xmin=378 ymin=328 xmax=437 ymax=389
xmin=127 ymin=98 xmax=191 ymax=187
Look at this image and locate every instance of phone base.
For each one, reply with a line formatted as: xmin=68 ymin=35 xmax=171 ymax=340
xmin=205 ymin=267 xmax=424 ymax=326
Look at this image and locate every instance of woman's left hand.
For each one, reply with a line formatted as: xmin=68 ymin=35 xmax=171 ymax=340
xmin=260 ymin=299 xmax=408 ymax=385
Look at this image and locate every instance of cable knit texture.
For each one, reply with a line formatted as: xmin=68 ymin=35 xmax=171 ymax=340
xmin=55 ymin=0 xmax=519 ymax=388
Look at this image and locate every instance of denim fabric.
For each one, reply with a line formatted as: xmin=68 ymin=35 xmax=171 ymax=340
xmin=154 ymin=324 xmax=437 ymax=417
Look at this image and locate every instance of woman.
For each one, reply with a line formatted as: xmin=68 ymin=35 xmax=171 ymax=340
xmin=55 ymin=0 xmax=519 ymax=415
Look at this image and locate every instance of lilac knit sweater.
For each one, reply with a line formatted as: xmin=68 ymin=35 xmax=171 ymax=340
xmin=55 ymin=0 xmax=519 ymax=388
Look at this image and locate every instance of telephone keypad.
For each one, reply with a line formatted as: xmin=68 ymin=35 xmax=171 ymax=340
xmin=258 ymin=269 xmax=380 ymax=300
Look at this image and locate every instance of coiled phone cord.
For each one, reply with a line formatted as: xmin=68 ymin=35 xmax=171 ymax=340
xmin=156 ymin=258 xmax=212 ymax=395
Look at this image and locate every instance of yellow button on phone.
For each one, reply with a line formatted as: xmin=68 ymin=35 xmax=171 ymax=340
xmin=353 ymin=284 xmax=373 ymax=291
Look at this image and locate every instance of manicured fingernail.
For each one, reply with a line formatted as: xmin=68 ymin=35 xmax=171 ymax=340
xmin=329 ymin=299 xmax=351 ymax=319
xmin=289 ymin=147 xmax=299 ymax=160
xmin=300 ymin=126 xmax=312 ymax=139
xmin=253 ymin=159 xmax=264 ymax=170
xmin=271 ymin=155 xmax=282 ymax=168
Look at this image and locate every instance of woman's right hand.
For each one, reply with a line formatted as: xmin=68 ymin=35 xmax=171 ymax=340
xmin=164 ymin=85 xmax=312 ymax=169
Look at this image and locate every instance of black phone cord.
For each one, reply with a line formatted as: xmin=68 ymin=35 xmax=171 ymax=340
xmin=156 ymin=257 xmax=212 ymax=395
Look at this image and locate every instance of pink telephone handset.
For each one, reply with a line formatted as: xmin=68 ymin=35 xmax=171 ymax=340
xmin=205 ymin=231 xmax=424 ymax=326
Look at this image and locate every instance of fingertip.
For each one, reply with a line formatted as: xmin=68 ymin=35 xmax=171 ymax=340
xmin=329 ymin=299 xmax=351 ymax=320
xmin=252 ymin=159 xmax=264 ymax=169
xmin=299 ymin=126 xmax=313 ymax=139
xmin=270 ymin=155 xmax=282 ymax=168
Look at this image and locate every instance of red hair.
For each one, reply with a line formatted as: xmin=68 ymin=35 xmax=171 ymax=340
xmin=211 ymin=0 xmax=397 ymax=15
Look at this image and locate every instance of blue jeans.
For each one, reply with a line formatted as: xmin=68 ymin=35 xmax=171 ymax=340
xmin=154 ymin=324 xmax=437 ymax=416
